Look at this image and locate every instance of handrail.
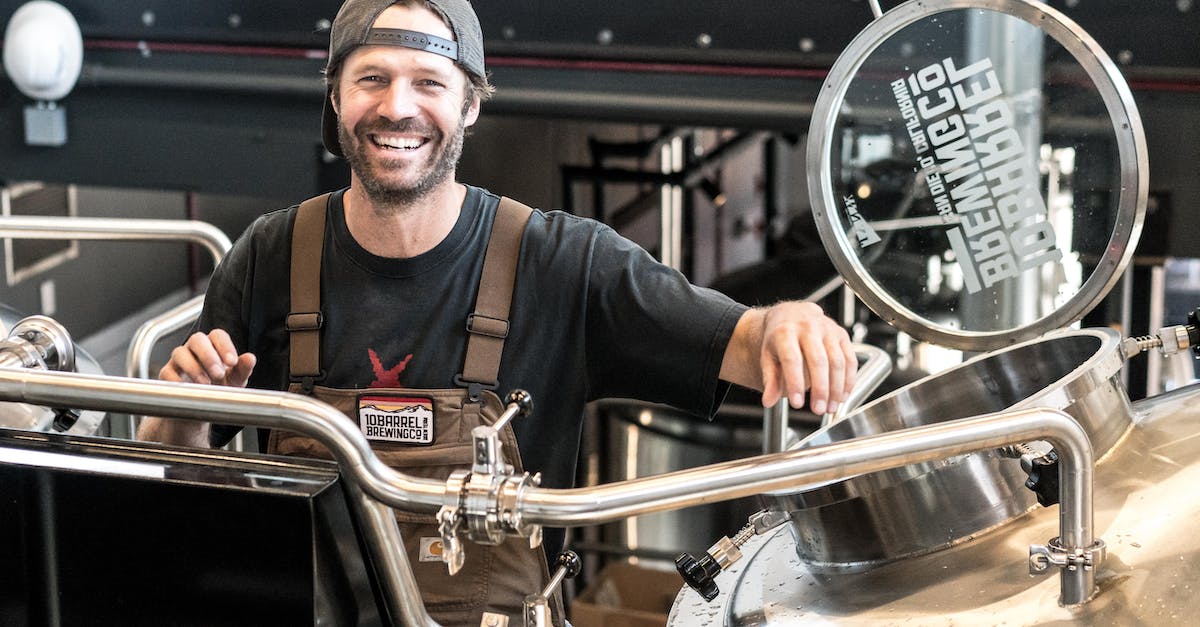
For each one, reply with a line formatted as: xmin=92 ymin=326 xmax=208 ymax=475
xmin=125 ymin=294 xmax=207 ymax=379
xmin=762 ymin=342 xmax=893 ymax=454
xmin=0 ymin=216 xmax=231 ymax=265
xmin=0 ymin=367 xmax=1098 ymax=615
xmin=123 ymin=293 xmax=207 ymax=434
xmin=823 ymin=342 xmax=891 ymax=426
xmin=0 ymin=215 xmax=233 ymax=437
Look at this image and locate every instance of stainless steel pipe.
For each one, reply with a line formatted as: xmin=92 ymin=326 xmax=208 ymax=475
xmin=125 ymin=295 xmax=208 ymax=379
xmin=124 ymin=294 xmax=208 ymax=437
xmin=824 ymin=342 xmax=892 ymax=426
xmin=763 ymin=342 xmax=893 ymax=453
xmin=0 ymin=214 xmax=235 ymax=438
xmin=0 ymin=216 xmax=232 ymax=265
xmin=0 ymin=367 xmax=1097 ymax=610
xmin=0 ymin=368 xmax=444 ymax=624
xmin=0 ymin=369 xmax=448 ymax=508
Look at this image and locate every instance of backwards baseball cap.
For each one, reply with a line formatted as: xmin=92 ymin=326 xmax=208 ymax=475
xmin=321 ymin=0 xmax=486 ymax=157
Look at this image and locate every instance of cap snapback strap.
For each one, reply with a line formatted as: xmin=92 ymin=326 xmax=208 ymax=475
xmin=364 ymin=28 xmax=458 ymax=63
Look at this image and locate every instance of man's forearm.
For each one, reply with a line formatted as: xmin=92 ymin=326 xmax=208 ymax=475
xmin=137 ymin=417 xmax=213 ymax=448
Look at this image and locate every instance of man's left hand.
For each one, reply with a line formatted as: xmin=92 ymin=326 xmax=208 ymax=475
xmin=721 ymin=301 xmax=857 ymax=415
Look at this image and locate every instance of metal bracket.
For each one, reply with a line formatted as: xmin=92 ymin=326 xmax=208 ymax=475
xmin=1029 ymin=537 xmax=1106 ymax=575
xmin=471 ymin=424 xmax=513 ymax=476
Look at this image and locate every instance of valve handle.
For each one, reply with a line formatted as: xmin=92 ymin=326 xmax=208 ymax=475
xmin=554 ymin=550 xmax=582 ymax=580
xmin=51 ymin=407 xmax=81 ymax=432
xmin=505 ymin=389 xmax=534 ymax=418
xmin=539 ymin=550 xmax=582 ymax=598
xmin=1023 ymin=450 xmax=1061 ymax=507
xmin=675 ymin=551 xmax=722 ymax=602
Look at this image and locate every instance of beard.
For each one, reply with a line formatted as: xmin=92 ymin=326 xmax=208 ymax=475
xmin=338 ymin=112 xmax=467 ymax=210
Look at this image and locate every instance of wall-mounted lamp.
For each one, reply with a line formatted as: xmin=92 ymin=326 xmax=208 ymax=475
xmin=3 ymin=1 xmax=83 ymax=147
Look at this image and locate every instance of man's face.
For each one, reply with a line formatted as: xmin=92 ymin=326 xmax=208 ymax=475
xmin=332 ymin=4 xmax=480 ymax=206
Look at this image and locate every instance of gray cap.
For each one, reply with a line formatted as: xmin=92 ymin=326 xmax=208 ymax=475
xmin=321 ymin=0 xmax=485 ymax=157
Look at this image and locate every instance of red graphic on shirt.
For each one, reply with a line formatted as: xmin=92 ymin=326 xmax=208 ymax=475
xmin=368 ymin=349 xmax=414 ymax=388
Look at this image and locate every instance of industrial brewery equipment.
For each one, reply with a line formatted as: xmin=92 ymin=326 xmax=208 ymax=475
xmin=669 ymin=0 xmax=1200 ymax=623
xmin=0 ymin=313 xmax=1109 ymax=626
xmin=0 ymin=0 xmax=1193 ymax=623
xmin=0 ymin=306 xmax=104 ymax=434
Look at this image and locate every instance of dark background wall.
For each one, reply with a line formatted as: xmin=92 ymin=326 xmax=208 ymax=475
xmin=0 ymin=0 xmax=1198 ymax=356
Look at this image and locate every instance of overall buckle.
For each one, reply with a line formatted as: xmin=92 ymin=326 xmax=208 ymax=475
xmin=453 ymin=374 xmax=497 ymax=402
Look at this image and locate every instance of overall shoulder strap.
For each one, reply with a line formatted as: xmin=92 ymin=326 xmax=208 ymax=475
xmin=455 ymin=196 xmax=534 ymax=400
xmin=287 ymin=193 xmax=331 ymax=391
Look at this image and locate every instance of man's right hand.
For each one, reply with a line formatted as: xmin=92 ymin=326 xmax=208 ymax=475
xmin=137 ymin=329 xmax=256 ymax=446
xmin=159 ymin=329 xmax=256 ymax=387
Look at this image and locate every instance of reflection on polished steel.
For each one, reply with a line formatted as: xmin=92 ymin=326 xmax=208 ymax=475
xmin=669 ymin=383 xmax=1200 ymax=626
xmin=806 ymin=0 xmax=1147 ymax=351
xmin=0 ymin=315 xmax=75 ymax=372
xmin=774 ymin=328 xmax=1130 ymax=570
xmin=0 ymin=366 xmax=448 ymax=626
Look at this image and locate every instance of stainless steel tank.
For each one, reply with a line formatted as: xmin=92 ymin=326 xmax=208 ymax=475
xmin=669 ymin=384 xmax=1200 ymax=625
xmin=669 ymin=0 xmax=1179 ymax=622
xmin=771 ymin=327 xmax=1130 ymax=571
xmin=596 ymin=399 xmax=818 ymax=565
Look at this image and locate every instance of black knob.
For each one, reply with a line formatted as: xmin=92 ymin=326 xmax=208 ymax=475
xmin=51 ymin=407 xmax=81 ymax=432
xmin=554 ymin=550 xmax=581 ymax=579
xmin=505 ymin=389 xmax=534 ymax=417
xmin=1187 ymin=308 xmax=1200 ymax=355
xmin=1024 ymin=450 xmax=1060 ymax=507
xmin=675 ymin=552 xmax=721 ymax=602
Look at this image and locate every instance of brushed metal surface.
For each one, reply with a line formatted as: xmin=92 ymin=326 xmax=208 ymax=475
xmin=771 ymin=328 xmax=1130 ymax=569
xmin=669 ymin=382 xmax=1200 ymax=625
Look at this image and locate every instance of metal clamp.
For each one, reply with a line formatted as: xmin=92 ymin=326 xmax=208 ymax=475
xmin=1029 ymin=537 xmax=1107 ymax=575
xmin=472 ymin=390 xmax=534 ymax=475
xmin=437 ymin=470 xmax=470 ymax=576
xmin=442 ymin=463 xmax=544 ymax=558
xmin=464 ymin=469 xmax=507 ymax=545
xmin=500 ymin=472 xmax=543 ymax=549
xmin=463 ymin=470 xmax=543 ymax=547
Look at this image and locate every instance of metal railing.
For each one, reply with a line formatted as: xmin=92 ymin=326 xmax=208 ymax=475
xmin=0 ymin=364 xmax=1098 ymax=623
xmin=0 ymin=215 xmax=233 ymax=436
xmin=762 ymin=342 xmax=893 ymax=454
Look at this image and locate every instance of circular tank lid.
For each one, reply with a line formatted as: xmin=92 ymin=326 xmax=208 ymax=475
xmin=807 ymin=0 xmax=1147 ymax=351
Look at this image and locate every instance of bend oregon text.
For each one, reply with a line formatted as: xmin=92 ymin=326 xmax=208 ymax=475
xmin=890 ymin=57 xmax=1063 ymax=294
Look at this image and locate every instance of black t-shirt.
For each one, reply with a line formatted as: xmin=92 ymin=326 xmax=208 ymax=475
xmin=200 ymin=185 xmax=746 ymax=492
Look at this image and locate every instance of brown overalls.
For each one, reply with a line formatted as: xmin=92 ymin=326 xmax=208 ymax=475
xmin=268 ymin=193 xmax=564 ymax=626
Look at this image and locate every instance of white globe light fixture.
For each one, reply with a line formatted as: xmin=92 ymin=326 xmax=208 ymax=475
xmin=3 ymin=1 xmax=83 ymax=146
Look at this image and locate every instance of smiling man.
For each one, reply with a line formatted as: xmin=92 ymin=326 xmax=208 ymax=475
xmin=137 ymin=1 xmax=856 ymax=624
